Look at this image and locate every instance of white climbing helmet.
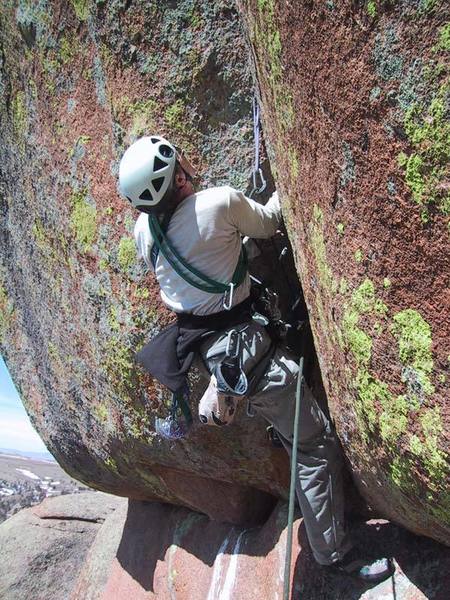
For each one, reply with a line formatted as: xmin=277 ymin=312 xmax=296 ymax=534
xmin=119 ymin=135 xmax=177 ymax=212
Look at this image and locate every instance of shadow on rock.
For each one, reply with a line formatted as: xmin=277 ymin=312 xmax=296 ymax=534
xmin=109 ymin=499 xmax=450 ymax=598
xmin=292 ymin=519 xmax=450 ymax=600
xmin=115 ymin=499 xmax=286 ymax=594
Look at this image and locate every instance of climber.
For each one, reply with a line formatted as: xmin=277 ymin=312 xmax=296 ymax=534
xmin=119 ymin=135 xmax=394 ymax=583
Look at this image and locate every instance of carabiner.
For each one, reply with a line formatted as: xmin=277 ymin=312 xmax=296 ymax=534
xmin=249 ymin=168 xmax=267 ymax=198
xmin=223 ymin=283 xmax=235 ymax=311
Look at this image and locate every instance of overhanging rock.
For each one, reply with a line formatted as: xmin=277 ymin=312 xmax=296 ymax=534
xmin=237 ymin=0 xmax=449 ymax=544
xmin=0 ymin=0 xmax=292 ymax=525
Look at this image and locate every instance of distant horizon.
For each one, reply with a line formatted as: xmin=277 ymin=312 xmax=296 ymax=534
xmin=0 ymin=356 xmax=51 ymax=454
xmin=0 ymin=447 xmax=55 ymax=461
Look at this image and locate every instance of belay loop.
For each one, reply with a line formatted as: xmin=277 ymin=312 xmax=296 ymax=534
xmin=249 ymin=96 xmax=267 ymax=198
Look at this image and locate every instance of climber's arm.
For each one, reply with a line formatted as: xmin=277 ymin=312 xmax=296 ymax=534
xmin=227 ymin=189 xmax=281 ymax=239
xmin=134 ymin=212 xmax=154 ymax=269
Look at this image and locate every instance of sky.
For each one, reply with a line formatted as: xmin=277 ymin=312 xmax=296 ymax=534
xmin=0 ymin=355 xmax=49 ymax=453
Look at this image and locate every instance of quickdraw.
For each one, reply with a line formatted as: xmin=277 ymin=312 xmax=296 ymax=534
xmin=249 ymin=96 xmax=267 ymax=198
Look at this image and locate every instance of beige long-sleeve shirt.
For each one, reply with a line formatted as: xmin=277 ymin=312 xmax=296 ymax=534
xmin=134 ymin=186 xmax=281 ymax=315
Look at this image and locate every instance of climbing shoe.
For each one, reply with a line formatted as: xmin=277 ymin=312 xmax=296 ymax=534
xmin=330 ymin=548 xmax=395 ymax=583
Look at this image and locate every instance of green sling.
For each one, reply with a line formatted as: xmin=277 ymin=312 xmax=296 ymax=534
xmin=148 ymin=213 xmax=248 ymax=304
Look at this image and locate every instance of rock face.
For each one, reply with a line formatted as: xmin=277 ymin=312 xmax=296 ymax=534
xmin=4 ymin=494 xmax=450 ymax=600
xmin=236 ymin=0 xmax=450 ymax=544
xmin=0 ymin=0 xmax=448 ymax=545
xmin=0 ymin=0 xmax=295 ymax=524
xmin=75 ymin=502 xmax=450 ymax=600
xmin=0 ymin=492 xmax=123 ymax=600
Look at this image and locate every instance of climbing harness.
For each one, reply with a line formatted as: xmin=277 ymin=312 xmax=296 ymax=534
xmin=249 ymin=96 xmax=267 ymax=198
xmin=214 ymin=329 xmax=249 ymax=396
xmin=198 ymin=329 xmax=247 ymax=427
xmin=283 ymin=356 xmax=304 ymax=600
xmin=148 ymin=213 xmax=248 ymax=311
xmin=155 ymin=383 xmax=193 ymax=440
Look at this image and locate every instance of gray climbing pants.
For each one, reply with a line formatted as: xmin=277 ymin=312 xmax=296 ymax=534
xmin=198 ymin=320 xmax=352 ymax=565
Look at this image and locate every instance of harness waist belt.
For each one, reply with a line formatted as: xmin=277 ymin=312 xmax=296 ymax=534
xmin=176 ymin=297 xmax=252 ymax=330
xmin=136 ymin=297 xmax=253 ymax=392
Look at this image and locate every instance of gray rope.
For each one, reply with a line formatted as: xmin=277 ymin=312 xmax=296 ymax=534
xmin=283 ymin=356 xmax=304 ymax=600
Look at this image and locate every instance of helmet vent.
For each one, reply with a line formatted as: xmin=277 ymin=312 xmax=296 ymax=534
xmin=153 ymin=156 xmax=167 ymax=172
xmin=150 ymin=137 xmax=159 ymax=143
xmin=159 ymin=144 xmax=174 ymax=158
xmin=152 ymin=177 xmax=165 ymax=192
xmin=139 ymin=189 xmax=154 ymax=201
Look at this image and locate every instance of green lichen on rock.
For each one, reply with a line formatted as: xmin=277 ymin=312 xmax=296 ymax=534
xmin=398 ymin=82 xmax=450 ymax=219
xmin=354 ymin=249 xmax=363 ymax=263
xmin=253 ymin=0 xmax=294 ymax=134
xmin=134 ymin=287 xmax=150 ymax=300
xmin=108 ymin=306 xmax=121 ymax=333
xmin=339 ymin=278 xmax=348 ymax=295
xmin=0 ymin=284 xmax=12 ymax=340
xmin=31 ymin=218 xmax=69 ymax=270
xmin=419 ymin=407 xmax=447 ymax=481
xmin=103 ymin=332 xmax=139 ymax=400
xmin=367 ymin=1 xmax=377 ymax=18
xmin=349 ymin=279 xmax=387 ymax=316
xmin=288 ymin=147 xmax=300 ymax=179
xmin=103 ymin=456 xmax=119 ymax=474
xmin=59 ymin=33 xmax=80 ymax=64
xmin=351 ymin=279 xmax=376 ymax=314
xmin=391 ymin=309 xmax=435 ymax=395
xmin=407 ymin=406 xmax=448 ymax=501
xmin=70 ymin=0 xmax=89 ymax=21
xmin=32 ymin=218 xmax=49 ymax=253
xmin=341 ymin=279 xmax=389 ymax=368
xmin=340 ymin=280 xmax=417 ymax=448
xmin=435 ymin=22 xmax=450 ymax=52
xmin=165 ymin=99 xmax=186 ymax=130
xmin=310 ymin=204 xmax=334 ymax=291
xmin=47 ymin=342 xmax=60 ymax=362
xmin=68 ymin=135 xmax=91 ymax=158
xmin=353 ymin=370 xmax=387 ymax=431
xmin=106 ymin=343 xmax=133 ymax=393
xmin=118 ymin=237 xmax=137 ymax=272
xmin=390 ymin=455 xmax=416 ymax=493
xmin=343 ymin=310 xmax=373 ymax=365
xmin=162 ymin=98 xmax=199 ymax=155
xmin=11 ymin=91 xmax=27 ymax=147
xmin=70 ymin=190 xmax=97 ymax=253
xmin=115 ymin=97 xmax=158 ymax=140
xmin=379 ymin=394 xmax=409 ymax=442
xmin=93 ymin=402 xmax=109 ymax=423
